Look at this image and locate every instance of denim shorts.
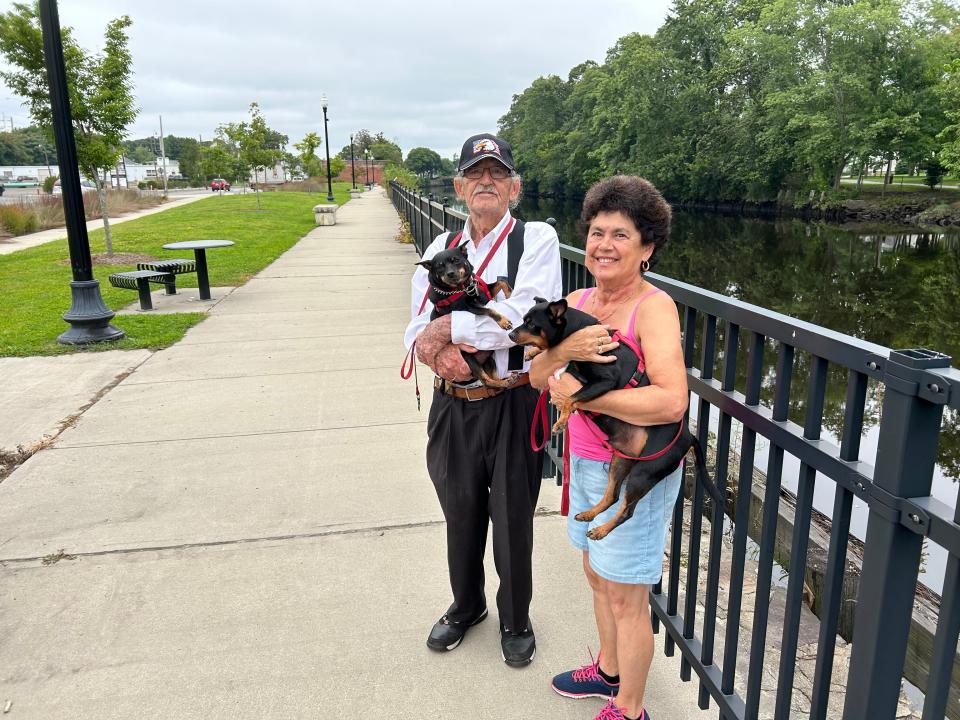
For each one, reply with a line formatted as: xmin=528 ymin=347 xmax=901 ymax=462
xmin=567 ymin=453 xmax=683 ymax=585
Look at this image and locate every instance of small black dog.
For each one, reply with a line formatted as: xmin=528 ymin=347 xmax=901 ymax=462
xmin=508 ymin=297 xmax=723 ymax=540
xmin=418 ymin=244 xmax=515 ymax=388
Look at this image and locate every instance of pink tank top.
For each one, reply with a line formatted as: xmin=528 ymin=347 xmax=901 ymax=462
xmin=567 ymin=287 xmax=663 ymax=462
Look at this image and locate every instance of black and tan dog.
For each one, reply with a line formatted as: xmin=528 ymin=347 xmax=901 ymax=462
xmin=508 ymin=297 xmax=723 ymax=540
xmin=418 ymin=244 xmax=515 ymax=388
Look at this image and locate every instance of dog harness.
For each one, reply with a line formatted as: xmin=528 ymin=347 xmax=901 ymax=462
xmin=529 ymin=286 xmax=683 ymax=515
xmin=431 ymin=275 xmax=494 ymax=311
xmin=401 ymin=219 xmax=518 ymax=408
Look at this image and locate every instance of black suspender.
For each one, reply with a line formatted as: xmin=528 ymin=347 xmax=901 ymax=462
xmin=506 ymin=219 xmax=526 ymax=371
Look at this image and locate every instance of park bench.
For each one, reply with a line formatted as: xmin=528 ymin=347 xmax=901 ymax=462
xmin=107 ymin=270 xmax=172 ymax=311
xmin=135 ymin=259 xmax=197 ymax=295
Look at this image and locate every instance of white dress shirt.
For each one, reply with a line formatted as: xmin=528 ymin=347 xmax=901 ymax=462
xmin=404 ymin=210 xmax=563 ymax=379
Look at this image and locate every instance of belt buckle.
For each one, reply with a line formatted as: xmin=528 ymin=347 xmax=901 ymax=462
xmin=463 ymin=385 xmax=485 ymax=402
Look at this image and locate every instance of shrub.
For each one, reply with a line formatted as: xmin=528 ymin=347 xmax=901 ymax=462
xmin=925 ymin=158 xmax=945 ymax=190
xmin=42 ymin=175 xmax=58 ymax=194
xmin=0 ymin=204 xmax=39 ymax=235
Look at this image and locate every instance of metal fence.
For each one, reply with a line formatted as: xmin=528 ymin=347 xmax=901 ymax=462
xmin=390 ymin=181 xmax=960 ymax=720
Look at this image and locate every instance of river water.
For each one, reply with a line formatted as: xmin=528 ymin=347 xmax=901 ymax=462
xmin=511 ymin=195 xmax=960 ymax=594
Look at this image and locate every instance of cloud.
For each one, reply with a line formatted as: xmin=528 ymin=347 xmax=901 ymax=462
xmin=0 ymin=0 xmax=673 ymax=158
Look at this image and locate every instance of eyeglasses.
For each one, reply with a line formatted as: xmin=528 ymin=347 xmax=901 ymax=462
xmin=463 ymin=164 xmax=511 ymax=180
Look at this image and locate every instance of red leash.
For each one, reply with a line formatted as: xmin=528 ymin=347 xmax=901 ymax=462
xmin=530 ymin=388 xmax=572 ymax=516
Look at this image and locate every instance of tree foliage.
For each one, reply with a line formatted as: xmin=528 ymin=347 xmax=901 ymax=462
xmin=293 ymin=131 xmax=323 ymax=177
xmin=0 ymin=2 xmax=137 ymax=253
xmin=0 ymin=125 xmax=55 ymax=164
xmin=339 ymin=129 xmax=401 ymax=164
xmin=405 ymin=146 xmax=443 ymax=176
xmin=498 ymin=0 xmax=959 ymax=201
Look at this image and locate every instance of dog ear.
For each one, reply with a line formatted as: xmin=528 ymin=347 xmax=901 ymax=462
xmin=534 ymin=296 xmax=547 ymax=304
xmin=548 ymin=299 xmax=568 ymax=321
xmin=456 ymin=243 xmax=470 ymax=257
xmin=416 ymin=260 xmax=434 ymax=270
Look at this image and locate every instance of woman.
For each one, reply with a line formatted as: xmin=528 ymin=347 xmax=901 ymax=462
xmin=529 ymin=175 xmax=687 ymax=720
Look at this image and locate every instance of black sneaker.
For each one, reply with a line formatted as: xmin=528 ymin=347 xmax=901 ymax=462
xmin=500 ymin=622 xmax=536 ymax=667
xmin=426 ymin=609 xmax=488 ymax=652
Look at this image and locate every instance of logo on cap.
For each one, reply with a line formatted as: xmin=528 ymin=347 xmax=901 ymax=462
xmin=473 ymin=139 xmax=501 ymax=157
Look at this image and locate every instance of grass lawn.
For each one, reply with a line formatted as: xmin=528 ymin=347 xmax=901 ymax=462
xmin=0 ymin=183 xmax=353 ymax=356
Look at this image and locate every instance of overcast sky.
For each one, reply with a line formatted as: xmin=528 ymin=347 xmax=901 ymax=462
xmin=0 ymin=0 xmax=674 ymax=159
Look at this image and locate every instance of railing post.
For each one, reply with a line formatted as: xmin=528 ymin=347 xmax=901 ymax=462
xmin=842 ymin=348 xmax=952 ymax=720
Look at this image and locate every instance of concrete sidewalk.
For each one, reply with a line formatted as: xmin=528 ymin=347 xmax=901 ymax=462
xmin=0 ymin=187 xmax=705 ymax=719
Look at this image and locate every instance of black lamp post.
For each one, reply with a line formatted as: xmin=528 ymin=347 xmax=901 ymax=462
xmin=40 ymin=0 xmax=123 ymax=344
xmin=350 ymin=134 xmax=356 ymax=190
xmin=321 ymin=93 xmax=334 ymax=202
xmin=365 ymin=149 xmax=371 ymax=188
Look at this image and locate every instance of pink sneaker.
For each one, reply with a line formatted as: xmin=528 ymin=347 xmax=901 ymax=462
xmin=551 ymin=649 xmax=619 ymax=699
xmin=593 ymin=698 xmax=649 ymax=720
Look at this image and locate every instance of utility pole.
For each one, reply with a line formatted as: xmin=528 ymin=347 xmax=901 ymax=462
xmin=158 ymin=115 xmax=168 ymax=196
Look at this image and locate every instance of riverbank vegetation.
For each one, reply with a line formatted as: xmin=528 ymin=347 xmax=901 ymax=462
xmin=499 ymin=0 xmax=960 ymax=204
xmin=0 ymin=189 xmax=164 ymax=238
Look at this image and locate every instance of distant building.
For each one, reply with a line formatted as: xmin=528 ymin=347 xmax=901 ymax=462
xmin=112 ymin=157 xmax=180 ymax=186
xmin=0 ymin=165 xmax=58 ymax=182
xmin=0 ymin=157 xmax=180 ymax=187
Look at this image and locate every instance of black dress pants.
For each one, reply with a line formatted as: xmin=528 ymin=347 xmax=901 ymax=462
xmin=426 ymin=383 xmax=543 ymax=632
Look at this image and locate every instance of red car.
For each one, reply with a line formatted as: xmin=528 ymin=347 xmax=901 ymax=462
xmin=210 ymin=178 xmax=231 ymax=191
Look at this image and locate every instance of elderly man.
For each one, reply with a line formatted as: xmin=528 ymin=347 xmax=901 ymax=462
xmin=404 ymin=133 xmax=561 ymax=666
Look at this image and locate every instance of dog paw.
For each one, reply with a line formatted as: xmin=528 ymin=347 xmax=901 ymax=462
xmin=498 ymin=318 xmax=513 ymax=330
xmin=574 ymin=511 xmax=596 ymax=522
xmin=586 ymin=528 xmax=608 ymax=541
xmin=551 ymin=419 xmax=569 ymax=434
xmin=524 ymin=347 xmax=543 ymax=361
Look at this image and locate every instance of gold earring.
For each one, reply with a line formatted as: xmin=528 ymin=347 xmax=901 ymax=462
xmin=640 ymin=259 xmax=650 ymax=273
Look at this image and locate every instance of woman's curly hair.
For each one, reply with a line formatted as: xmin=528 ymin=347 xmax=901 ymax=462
xmin=578 ymin=175 xmax=672 ymax=270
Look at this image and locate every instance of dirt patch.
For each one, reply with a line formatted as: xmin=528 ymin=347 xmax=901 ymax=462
xmin=57 ymin=252 xmax=159 ymax=266
xmin=0 ymin=437 xmax=54 ymax=484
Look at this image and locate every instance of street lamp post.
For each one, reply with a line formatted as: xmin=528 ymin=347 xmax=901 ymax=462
xmin=39 ymin=0 xmax=123 ymax=344
xmin=321 ymin=94 xmax=334 ymax=202
xmin=350 ymin=134 xmax=356 ymax=190
xmin=365 ymin=150 xmax=370 ymax=188
xmin=38 ymin=144 xmax=52 ymax=179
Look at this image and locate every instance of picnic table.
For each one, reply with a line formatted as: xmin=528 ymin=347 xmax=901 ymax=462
xmin=162 ymin=240 xmax=234 ymax=300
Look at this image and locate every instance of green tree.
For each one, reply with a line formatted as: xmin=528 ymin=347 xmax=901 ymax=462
xmin=405 ymin=147 xmax=443 ymax=176
xmin=340 ymin=129 xmax=387 ymax=158
xmin=938 ymin=58 xmax=960 ymax=175
xmin=369 ymin=140 xmax=402 ymax=165
xmin=0 ymin=3 xmax=137 ymax=254
xmin=176 ymin=139 xmax=202 ymax=181
xmin=219 ymin=103 xmax=286 ymax=208
xmin=0 ymin=125 xmax=54 ymax=164
xmin=200 ymin=131 xmax=243 ymax=184
xmin=129 ymin=144 xmax=153 ymax=164
xmin=294 ymin=131 xmax=323 ymax=177
xmin=924 ymin=157 xmax=945 ymax=188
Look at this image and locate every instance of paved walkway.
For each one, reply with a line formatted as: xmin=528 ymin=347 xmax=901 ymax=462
xmin=0 ymin=187 xmax=704 ymax=719
xmin=0 ymin=190 xmax=211 ymax=255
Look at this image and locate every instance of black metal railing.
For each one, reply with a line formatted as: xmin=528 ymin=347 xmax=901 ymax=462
xmin=390 ymin=181 xmax=960 ymax=720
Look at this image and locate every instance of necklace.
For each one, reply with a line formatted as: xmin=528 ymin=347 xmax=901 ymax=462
xmin=591 ymin=286 xmax=641 ymax=323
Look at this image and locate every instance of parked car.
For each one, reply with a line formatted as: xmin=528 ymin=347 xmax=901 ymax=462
xmin=210 ymin=178 xmax=231 ymax=191
xmin=52 ymin=179 xmax=97 ymax=194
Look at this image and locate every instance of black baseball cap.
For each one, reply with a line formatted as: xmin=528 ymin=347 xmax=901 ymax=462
xmin=457 ymin=133 xmax=515 ymax=173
